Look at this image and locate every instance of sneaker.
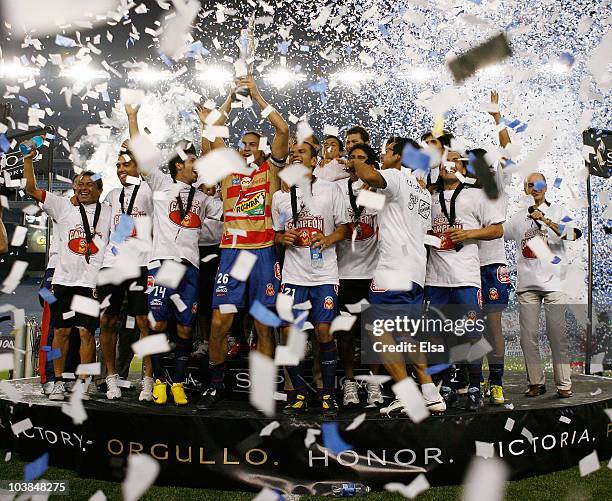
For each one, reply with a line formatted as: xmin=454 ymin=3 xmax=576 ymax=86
xmin=48 ymin=381 xmax=66 ymax=401
xmin=282 ymin=394 xmax=307 ymax=415
xmin=73 ymin=380 xmax=91 ymax=400
xmin=456 ymin=383 xmax=469 ymax=396
xmin=490 ymin=385 xmax=505 ymax=405
xmin=466 ymin=387 xmax=484 ymax=411
xmin=480 ymin=380 xmax=490 ymax=398
xmin=171 ymin=383 xmax=188 ymax=406
xmin=380 ymin=398 xmax=405 ymax=417
xmin=321 ymin=394 xmax=339 ymax=417
xmin=365 ymin=382 xmax=384 ymax=406
xmin=342 ymin=380 xmax=360 ymax=406
xmin=227 ymin=342 xmax=249 ymax=359
xmin=197 ymin=387 xmax=225 ymax=409
xmin=152 ymin=379 xmax=167 ymax=405
xmin=41 ymin=381 xmax=55 ymax=396
xmin=64 ymin=380 xmax=76 ymax=393
xmin=422 ymin=394 xmax=447 ymax=414
xmin=105 ymin=374 xmax=122 ymax=400
xmin=139 ymin=376 xmax=154 ymax=402
xmin=192 ymin=340 xmax=208 ymax=358
xmin=441 ymin=386 xmax=458 ymax=408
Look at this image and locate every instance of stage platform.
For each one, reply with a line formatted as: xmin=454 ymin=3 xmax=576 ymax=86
xmin=1 ymin=373 xmax=611 ymax=495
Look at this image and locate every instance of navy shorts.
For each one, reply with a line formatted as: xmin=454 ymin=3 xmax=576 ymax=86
xmin=147 ymin=262 xmax=199 ymax=327
xmin=480 ymin=264 xmax=511 ymax=312
xmin=368 ymin=280 xmax=424 ymax=305
xmin=98 ymin=266 xmax=148 ymax=317
xmin=212 ymin=247 xmax=280 ymax=309
xmin=280 ymin=283 xmax=338 ymax=326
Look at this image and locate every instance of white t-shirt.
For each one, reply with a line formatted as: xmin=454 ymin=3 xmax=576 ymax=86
xmin=426 ymin=186 xmax=505 ymax=288
xmin=503 ymin=202 xmax=570 ymax=293
xmin=313 ymin=159 xmax=350 ymax=182
xmin=102 ymin=182 xmax=154 ymax=268
xmin=198 ymin=191 xmax=224 ymax=247
xmin=272 ymin=178 xmax=348 ymax=286
xmin=145 ymin=169 xmax=222 ymax=269
xmin=335 ymin=178 xmax=379 ymax=280
xmin=47 ymin=219 xmax=60 ymax=269
xmin=41 ymin=191 xmax=112 ymax=288
xmin=478 ymin=164 xmax=511 ymax=267
xmin=374 ymin=168 xmax=432 ymax=288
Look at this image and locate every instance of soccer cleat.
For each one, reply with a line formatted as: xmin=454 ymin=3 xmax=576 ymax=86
xmin=48 ymin=381 xmax=66 ymax=401
xmin=282 ymin=394 xmax=307 ymax=415
xmin=490 ymin=384 xmax=505 ymax=405
xmin=342 ymin=380 xmax=360 ymax=406
xmin=197 ymin=387 xmax=225 ymax=409
xmin=441 ymin=386 xmax=458 ymax=408
xmin=152 ymin=379 xmax=167 ymax=405
xmin=380 ymin=398 xmax=405 ymax=417
xmin=480 ymin=380 xmax=490 ymax=398
xmin=171 ymin=383 xmax=188 ymax=406
xmin=139 ymin=376 xmax=154 ymax=402
xmin=105 ymin=374 xmax=122 ymax=400
xmin=365 ymin=382 xmax=385 ymax=406
xmin=41 ymin=381 xmax=54 ymax=396
xmin=321 ymin=394 xmax=339 ymax=417
xmin=466 ymin=387 xmax=484 ymax=411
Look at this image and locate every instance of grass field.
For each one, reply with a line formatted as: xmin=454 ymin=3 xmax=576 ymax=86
xmin=0 ymin=450 xmax=611 ymax=501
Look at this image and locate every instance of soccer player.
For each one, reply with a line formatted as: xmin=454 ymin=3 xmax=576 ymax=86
xmin=352 ymin=139 xmax=447 ymax=416
xmin=345 ymin=125 xmax=370 ymax=152
xmin=97 ymin=145 xmax=154 ymax=401
xmin=314 ymin=135 xmax=349 ymax=182
xmin=198 ymin=75 xmax=289 ymax=408
xmin=125 ymin=106 xmax=222 ymax=406
xmin=23 ymin=147 xmax=111 ymax=401
xmin=504 ymin=172 xmax=580 ymax=398
xmin=425 ymin=150 xmax=504 ymax=411
xmin=273 ymin=140 xmax=349 ymax=416
xmin=476 ymin=90 xmax=513 ymax=405
xmin=335 ymin=143 xmax=381 ymax=407
xmin=420 ymin=130 xmax=454 ymax=188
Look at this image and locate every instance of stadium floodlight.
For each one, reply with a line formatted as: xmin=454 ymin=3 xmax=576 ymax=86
xmin=330 ymin=68 xmax=374 ymax=87
xmin=59 ymin=65 xmax=109 ymax=81
xmin=263 ymin=68 xmax=306 ymax=88
xmin=0 ymin=63 xmax=40 ymax=78
xmin=197 ymin=66 xmax=233 ymax=89
xmin=128 ymin=70 xmax=173 ymax=82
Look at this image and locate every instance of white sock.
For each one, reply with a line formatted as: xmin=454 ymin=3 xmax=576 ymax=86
xmin=421 ymin=382 xmax=441 ymax=401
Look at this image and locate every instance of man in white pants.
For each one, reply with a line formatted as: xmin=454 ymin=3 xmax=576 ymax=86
xmin=504 ymin=172 xmax=581 ymax=398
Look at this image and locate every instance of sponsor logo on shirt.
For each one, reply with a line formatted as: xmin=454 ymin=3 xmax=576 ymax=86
xmin=323 ymin=296 xmax=334 ymax=309
xmin=287 ymin=217 xmax=324 ymax=247
xmin=147 ymin=275 xmax=155 ymax=289
xmin=233 ymin=190 xmax=266 ymax=216
xmin=521 ymin=228 xmax=548 ymax=259
xmin=346 ymin=213 xmax=376 ymax=241
xmin=265 ymin=283 xmax=275 ymax=296
xmin=215 ymin=285 xmax=227 ymax=296
xmin=489 ymin=288 xmax=499 ymax=300
xmin=497 ymin=265 xmax=510 ymax=284
xmin=191 ymin=302 xmax=198 ymax=314
xmin=274 ymin=262 xmax=281 ymax=281
xmin=67 ymin=227 xmax=99 ymax=256
xmin=432 ymin=216 xmax=463 ymax=251
xmin=418 ymin=199 xmax=431 ymax=219
xmin=232 ymin=178 xmax=241 ymax=185
xmin=168 ymin=199 xmax=202 ymax=229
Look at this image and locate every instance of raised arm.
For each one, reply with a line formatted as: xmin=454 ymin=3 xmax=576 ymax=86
xmin=488 ymin=90 xmax=511 ymax=149
xmin=23 ymin=148 xmax=44 ymax=203
xmin=0 ymin=208 xmax=7 ymax=255
xmin=352 ymin=160 xmax=386 ymax=189
xmin=125 ymin=104 xmax=141 ymax=138
xmin=196 ymin=96 xmax=230 ymax=154
xmin=239 ymin=75 xmax=289 ymax=161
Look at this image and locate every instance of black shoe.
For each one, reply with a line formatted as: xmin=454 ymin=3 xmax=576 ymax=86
xmin=197 ymin=387 xmax=225 ymax=409
xmin=282 ymin=394 xmax=307 ymax=416
xmin=321 ymin=394 xmax=339 ymax=417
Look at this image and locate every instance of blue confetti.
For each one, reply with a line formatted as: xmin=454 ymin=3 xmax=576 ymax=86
xmin=111 ymin=214 xmax=135 ymax=244
xmin=41 ymin=345 xmax=51 ymax=352
xmin=24 ymin=452 xmax=48 ymax=481
xmin=345 ymin=46 xmax=353 ymax=55
xmin=47 ymin=348 xmax=62 ymax=361
xmin=18 ymin=95 xmax=29 ymax=104
xmin=561 ymin=216 xmax=573 ymax=223
xmin=111 ymin=246 xmax=119 ymax=256
xmin=534 ymin=180 xmax=546 ymax=190
xmin=55 ymin=34 xmax=77 ymax=47
xmin=38 ymin=287 xmax=57 ymax=304
xmin=552 ymin=256 xmax=562 ymax=265
xmin=560 ymin=52 xmax=575 ymax=67
xmin=278 ymin=41 xmax=290 ymax=55
xmin=378 ymin=24 xmax=390 ymax=37
xmin=299 ymin=45 xmax=310 ymax=52
xmin=90 ymin=172 xmax=103 ymax=182
xmin=45 ymin=133 xmax=55 ymax=140
xmin=426 ymin=363 xmax=452 ymax=375
xmin=321 ymin=422 xmax=352 ymax=455
xmin=507 ymin=119 xmax=521 ymax=129
xmin=0 ymin=134 xmax=10 ymax=153
xmin=401 ymin=144 xmax=430 ymax=172
xmin=554 ymin=177 xmax=563 ymax=188
xmin=515 ymin=123 xmax=528 ymax=133
xmin=249 ymin=300 xmax=282 ymax=328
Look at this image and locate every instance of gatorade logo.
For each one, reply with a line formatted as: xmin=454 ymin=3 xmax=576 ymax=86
xmin=233 ymin=190 xmax=265 ymax=216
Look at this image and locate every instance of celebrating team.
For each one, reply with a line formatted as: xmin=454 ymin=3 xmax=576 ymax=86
xmin=23 ymin=76 xmax=580 ymax=417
